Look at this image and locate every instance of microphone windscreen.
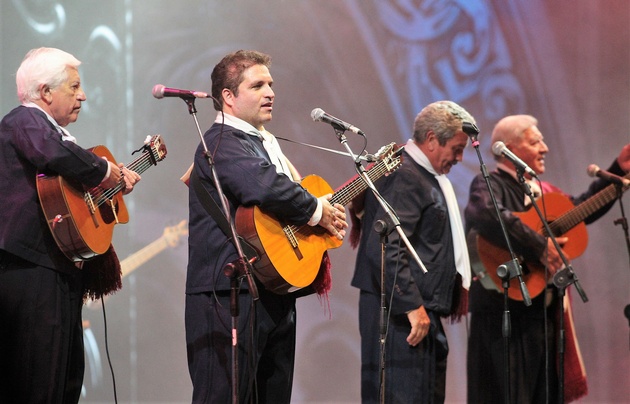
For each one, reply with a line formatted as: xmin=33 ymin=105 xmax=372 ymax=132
xmin=586 ymin=164 xmax=600 ymax=178
xmin=491 ymin=141 xmax=505 ymax=157
xmin=311 ymin=108 xmax=324 ymax=122
xmin=152 ymin=84 xmax=165 ymax=99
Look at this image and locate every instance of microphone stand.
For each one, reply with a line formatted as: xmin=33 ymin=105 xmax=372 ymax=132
xmin=182 ymin=97 xmax=259 ymax=404
xmin=515 ymin=172 xmax=588 ymax=404
xmin=330 ymin=127 xmax=428 ymax=273
xmin=327 ymin=125 xmax=426 ymax=402
xmin=374 ymin=217 xmax=395 ymax=404
xmin=463 ymin=122 xmax=532 ymax=404
xmin=613 ymin=185 xmax=630 ymax=267
xmin=611 ymin=186 xmax=630 ymax=349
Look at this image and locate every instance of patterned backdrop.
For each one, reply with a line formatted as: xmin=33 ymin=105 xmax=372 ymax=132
xmin=1 ymin=1 xmax=629 ymax=402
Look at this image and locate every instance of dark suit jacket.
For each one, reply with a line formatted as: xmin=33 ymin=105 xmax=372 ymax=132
xmin=0 ymin=105 xmax=108 ymax=272
xmin=351 ymin=150 xmax=458 ymax=316
xmin=186 ymin=123 xmax=318 ymax=294
xmin=465 ymin=161 xmax=625 ymax=314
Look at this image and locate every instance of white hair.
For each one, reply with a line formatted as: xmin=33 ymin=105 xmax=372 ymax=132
xmin=16 ymin=47 xmax=81 ymax=103
xmin=490 ymin=114 xmax=538 ymax=146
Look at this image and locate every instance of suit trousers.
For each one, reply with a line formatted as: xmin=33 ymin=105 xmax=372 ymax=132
xmin=0 ymin=252 xmax=84 ymax=404
xmin=185 ymin=287 xmax=297 ymax=404
xmin=359 ymin=291 xmax=448 ymax=404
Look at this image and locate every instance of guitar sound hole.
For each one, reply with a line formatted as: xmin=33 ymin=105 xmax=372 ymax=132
xmin=99 ymin=199 xmax=119 ymax=224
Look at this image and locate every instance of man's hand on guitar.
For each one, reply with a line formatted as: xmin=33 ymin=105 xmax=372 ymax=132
xmin=543 ymin=236 xmax=569 ymax=273
xmin=119 ymin=164 xmax=141 ymax=195
xmin=100 ymin=160 xmax=141 ymax=194
xmin=318 ymin=194 xmax=347 ymax=240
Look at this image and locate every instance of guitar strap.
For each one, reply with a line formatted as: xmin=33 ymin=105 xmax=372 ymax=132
xmin=189 ymin=167 xmax=260 ymax=262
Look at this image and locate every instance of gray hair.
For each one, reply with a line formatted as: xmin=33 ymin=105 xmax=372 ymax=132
xmin=16 ymin=47 xmax=81 ymax=103
xmin=490 ymin=114 xmax=538 ymax=146
xmin=412 ymin=100 xmax=475 ymax=146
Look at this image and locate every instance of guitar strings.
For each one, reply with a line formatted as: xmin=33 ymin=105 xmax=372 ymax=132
xmin=284 ymin=158 xmax=394 ymax=236
xmin=546 ymin=180 xmax=622 ymax=236
xmin=87 ymin=148 xmax=158 ymax=207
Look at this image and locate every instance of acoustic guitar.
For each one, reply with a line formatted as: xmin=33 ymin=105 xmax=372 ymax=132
xmin=235 ymin=142 xmax=404 ymax=294
xmin=475 ymin=179 xmax=629 ymax=300
xmin=37 ymin=135 xmax=167 ymax=262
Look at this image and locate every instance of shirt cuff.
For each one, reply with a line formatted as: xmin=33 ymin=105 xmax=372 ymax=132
xmin=100 ymin=162 xmax=112 ymax=184
xmin=307 ymin=198 xmax=323 ymax=226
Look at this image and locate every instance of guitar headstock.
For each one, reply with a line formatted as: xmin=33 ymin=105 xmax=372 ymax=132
xmin=163 ymin=220 xmax=188 ymax=248
xmin=373 ymin=142 xmax=404 ymax=174
xmin=144 ymin=135 xmax=168 ymax=165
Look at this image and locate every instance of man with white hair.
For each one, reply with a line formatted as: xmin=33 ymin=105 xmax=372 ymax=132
xmin=0 ymin=47 xmax=140 ymax=403
xmin=465 ymin=114 xmax=630 ymax=403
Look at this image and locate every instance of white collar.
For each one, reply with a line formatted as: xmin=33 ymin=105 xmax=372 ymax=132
xmin=214 ymin=112 xmax=261 ymax=138
xmin=23 ymin=102 xmax=77 ymax=142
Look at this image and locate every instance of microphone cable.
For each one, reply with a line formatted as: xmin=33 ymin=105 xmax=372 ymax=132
xmin=99 ymin=292 xmax=119 ymax=404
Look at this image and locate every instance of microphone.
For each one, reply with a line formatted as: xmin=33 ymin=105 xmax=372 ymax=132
xmin=587 ymin=164 xmax=630 ymax=186
xmin=462 ymin=121 xmax=480 ymax=138
xmin=492 ymin=141 xmax=538 ymax=178
xmin=462 ymin=121 xmax=480 ymax=145
xmin=311 ymin=108 xmax=365 ymax=135
xmin=152 ymin=84 xmax=209 ymax=99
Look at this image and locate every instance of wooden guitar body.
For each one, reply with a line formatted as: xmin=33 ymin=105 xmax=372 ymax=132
xmin=38 ymin=145 xmax=129 ymax=261
xmin=236 ymin=175 xmax=343 ymax=293
xmin=37 ymin=135 xmax=167 ymax=262
xmin=235 ymin=143 xmax=403 ymax=294
xmin=475 ymin=187 xmax=623 ymax=300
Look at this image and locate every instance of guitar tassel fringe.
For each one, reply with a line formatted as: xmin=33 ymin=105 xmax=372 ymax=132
xmin=82 ymin=244 xmax=123 ymax=302
xmin=312 ymin=252 xmax=333 ymax=317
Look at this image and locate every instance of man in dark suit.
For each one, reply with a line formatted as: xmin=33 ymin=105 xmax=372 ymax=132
xmin=185 ymin=50 xmax=347 ymax=403
xmin=0 ymin=47 xmax=140 ymax=403
xmin=465 ymin=114 xmax=630 ymax=403
xmin=351 ymin=100 xmax=475 ymax=403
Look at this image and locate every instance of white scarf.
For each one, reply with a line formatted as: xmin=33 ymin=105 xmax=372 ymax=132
xmin=214 ymin=112 xmax=291 ymax=177
xmin=405 ymin=139 xmax=471 ymax=289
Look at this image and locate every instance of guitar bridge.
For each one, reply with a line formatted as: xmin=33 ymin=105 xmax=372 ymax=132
xmin=283 ymin=225 xmax=303 ymax=260
xmin=84 ymin=191 xmax=100 ymax=228
xmin=84 ymin=191 xmax=96 ymax=215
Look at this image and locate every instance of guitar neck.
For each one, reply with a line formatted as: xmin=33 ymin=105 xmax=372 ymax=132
xmin=548 ymin=175 xmax=630 ymax=235
xmin=110 ymin=149 xmax=160 ymax=194
xmin=330 ymin=159 xmax=391 ymax=207
xmin=89 ymin=147 xmax=160 ymax=207
xmin=120 ymin=236 xmax=169 ymax=278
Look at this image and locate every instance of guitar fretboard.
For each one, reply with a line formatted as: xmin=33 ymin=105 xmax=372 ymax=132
xmin=546 ymin=174 xmax=630 ymax=236
xmin=86 ymin=144 xmax=161 ymax=208
xmin=284 ymin=147 xmax=401 ymax=236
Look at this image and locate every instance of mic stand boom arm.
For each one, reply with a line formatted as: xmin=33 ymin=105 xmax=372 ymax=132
xmin=331 ymin=127 xmax=428 ymax=273
xmin=331 ymin=126 xmax=426 ymax=403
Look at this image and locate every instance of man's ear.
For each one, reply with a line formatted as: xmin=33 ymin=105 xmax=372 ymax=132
xmin=221 ymin=88 xmax=234 ymax=108
xmin=39 ymin=84 xmax=53 ymax=104
xmin=425 ymin=130 xmax=438 ymax=151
